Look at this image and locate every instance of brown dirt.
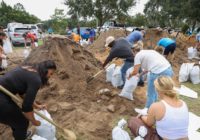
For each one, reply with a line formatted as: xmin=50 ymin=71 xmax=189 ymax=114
xmin=0 ymin=35 xmax=143 ymax=140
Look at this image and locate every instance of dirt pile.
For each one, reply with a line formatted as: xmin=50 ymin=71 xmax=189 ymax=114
xmin=0 ymin=35 xmax=143 ymax=140
xmin=89 ymin=29 xmax=128 ymax=53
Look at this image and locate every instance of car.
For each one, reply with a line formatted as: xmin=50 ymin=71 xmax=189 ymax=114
xmin=8 ymin=26 xmax=33 ymax=46
xmin=69 ymin=27 xmax=91 ymax=40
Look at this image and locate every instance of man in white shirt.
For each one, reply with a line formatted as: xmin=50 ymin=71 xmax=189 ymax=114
xmin=129 ymin=48 xmax=173 ymax=108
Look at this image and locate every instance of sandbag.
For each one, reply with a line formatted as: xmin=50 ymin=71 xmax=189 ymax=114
xmin=111 ymin=66 xmax=123 ymax=88
xmin=112 ymin=119 xmax=131 ymax=140
xmin=179 ymin=63 xmax=194 ymax=82
xmin=23 ymin=47 xmax=30 ymax=58
xmin=34 ymin=110 xmax=57 ymax=140
xmin=32 ymin=135 xmax=47 ymax=140
xmin=106 ymin=64 xmax=116 ymax=82
xmin=1 ymin=59 xmax=8 ymax=69
xmin=190 ymin=65 xmax=200 ymax=84
xmin=3 ymin=39 xmax=13 ymax=54
xmin=125 ymin=67 xmax=134 ymax=79
xmin=119 ymin=76 xmax=139 ymax=100
xmin=188 ymin=47 xmax=197 ymax=59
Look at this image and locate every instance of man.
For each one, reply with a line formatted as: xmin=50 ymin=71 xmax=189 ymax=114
xmin=155 ymin=38 xmax=176 ymax=60
xmin=103 ymin=36 xmax=134 ymax=88
xmin=129 ymin=49 xmax=173 ymax=109
xmin=23 ymin=31 xmax=37 ymax=48
xmin=126 ymin=30 xmax=145 ymax=49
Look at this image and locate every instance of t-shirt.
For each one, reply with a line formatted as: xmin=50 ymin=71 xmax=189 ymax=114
xmin=0 ymin=67 xmax=42 ymax=112
xmin=103 ymin=37 xmax=134 ymax=66
xmin=126 ymin=31 xmax=143 ymax=45
xmin=157 ymin=38 xmax=175 ymax=48
xmin=134 ymin=50 xmax=171 ymax=74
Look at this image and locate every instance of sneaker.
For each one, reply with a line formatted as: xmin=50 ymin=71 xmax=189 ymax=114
xmin=134 ymin=108 xmax=148 ymax=116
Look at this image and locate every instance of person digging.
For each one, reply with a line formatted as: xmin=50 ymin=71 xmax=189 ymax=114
xmin=102 ymin=36 xmax=145 ymax=89
xmin=0 ymin=60 xmax=56 ymax=140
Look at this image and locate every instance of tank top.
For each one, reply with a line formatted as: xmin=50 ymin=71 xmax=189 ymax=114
xmin=156 ymin=100 xmax=189 ymax=139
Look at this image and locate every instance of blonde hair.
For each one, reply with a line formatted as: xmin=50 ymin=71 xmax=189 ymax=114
xmin=154 ymin=76 xmax=178 ymax=100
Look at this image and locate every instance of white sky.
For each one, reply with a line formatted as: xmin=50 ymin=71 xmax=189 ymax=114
xmin=1 ymin=0 xmax=148 ymax=20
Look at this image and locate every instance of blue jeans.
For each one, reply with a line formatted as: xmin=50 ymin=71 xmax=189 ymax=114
xmin=121 ymin=61 xmax=134 ymax=85
xmin=146 ymin=67 xmax=173 ymax=108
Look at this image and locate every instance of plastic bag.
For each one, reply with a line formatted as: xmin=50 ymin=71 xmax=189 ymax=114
xmin=3 ymin=39 xmax=13 ymax=54
xmin=190 ymin=65 xmax=200 ymax=84
xmin=34 ymin=110 xmax=57 ymax=140
xmin=125 ymin=67 xmax=134 ymax=79
xmin=32 ymin=135 xmax=47 ymax=140
xmin=112 ymin=119 xmax=131 ymax=140
xmin=1 ymin=59 xmax=8 ymax=69
xmin=188 ymin=47 xmax=197 ymax=59
xmin=119 ymin=76 xmax=139 ymax=100
xmin=106 ymin=64 xmax=116 ymax=82
xmin=179 ymin=63 xmax=194 ymax=82
xmin=111 ymin=66 xmax=123 ymax=88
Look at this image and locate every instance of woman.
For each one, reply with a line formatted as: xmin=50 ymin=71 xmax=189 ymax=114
xmin=0 ymin=60 xmax=56 ymax=140
xmin=128 ymin=76 xmax=189 ymax=140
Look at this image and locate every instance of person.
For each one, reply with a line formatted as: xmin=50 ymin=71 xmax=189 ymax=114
xmin=89 ymin=28 xmax=96 ymax=44
xmin=128 ymin=76 xmax=189 ymax=140
xmin=155 ymin=37 xmax=176 ymax=60
xmin=0 ymin=60 xmax=56 ymax=140
xmin=103 ymin=36 xmax=134 ymax=88
xmin=129 ymin=49 xmax=173 ymax=109
xmin=0 ymin=32 xmax=7 ymax=65
xmin=23 ymin=31 xmax=37 ymax=48
xmin=47 ymin=27 xmax=53 ymax=34
xmin=0 ymin=26 xmax=3 ymax=32
xmin=126 ymin=30 xmax=145 ymax=49
xmin=71 ymin=32 xmax=81 ymax=43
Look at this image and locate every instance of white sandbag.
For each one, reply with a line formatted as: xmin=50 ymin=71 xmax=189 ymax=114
xmin=106 ymin=64 xmax=116 ymax=82
xmin=3 ymin=39 xmax=13 ymax=54
xmin=119 ymin=76 xmax=139 ymax=100
xmin=34 ymin=110 xmax=57 ymax=140
xmin=190 ymin=65 xmax=200 ymax=84
xmin=125 ymin=67 xmax=134 ymax=79
xmin=1 ymin=59 xmax=8 ymax=69
xmin=111 ymin=66 xmax=123 ymax=87
xmin=32 ymin=135 xmax=47 ymax=140
xmin=179 ymin=63 xmax=194 ymax=82
xmin=23 ymin=47 xmax=30 ymax=58
xmin=188 ymin=47 xmax=197 ymax=59
xmin=112 ymin=119 xmax=131 ymax=140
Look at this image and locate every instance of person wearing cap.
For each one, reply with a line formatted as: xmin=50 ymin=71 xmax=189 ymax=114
xmin=129 ymin=48 xmax=173 ymax=109
xmin=155 ymin=38 xmax=176 ymax=60
xmin=126 ymin=30 xmax=145 ymax=49
xmin=103 ymin=36 xmax=134 ymax=88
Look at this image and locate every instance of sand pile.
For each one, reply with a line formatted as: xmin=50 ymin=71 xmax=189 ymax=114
xmin=0 ymin=35 xmax=144 ymax=140
xmin=89 ymin=29 xmax=128 ymax=53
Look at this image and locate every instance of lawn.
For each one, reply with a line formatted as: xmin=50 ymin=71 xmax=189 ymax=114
xmin=181 ymin=82 xmax=200 ymax=116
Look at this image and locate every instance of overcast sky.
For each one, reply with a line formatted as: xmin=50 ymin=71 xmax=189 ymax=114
xmin=2 ymin=0 xmax=148 ymax=20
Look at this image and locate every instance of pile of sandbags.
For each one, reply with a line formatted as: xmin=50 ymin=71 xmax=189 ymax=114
xmin=179 ymin=63 xmax=200 ymax=84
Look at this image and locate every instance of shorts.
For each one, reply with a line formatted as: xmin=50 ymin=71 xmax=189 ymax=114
xmin=163 ymin=43 xmax=176 ymax=55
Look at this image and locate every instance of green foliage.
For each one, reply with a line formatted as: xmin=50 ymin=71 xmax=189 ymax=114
xmin=0 ymin=1 xmax=40 ymax=27
xmin=64 ymin=0 xmax=136 ymax=26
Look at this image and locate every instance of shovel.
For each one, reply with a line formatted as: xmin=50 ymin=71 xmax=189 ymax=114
xmin=0 ymin=85 xmax=76 ymax=140
xmin=87 ymin=58 xmax=117 ymax=83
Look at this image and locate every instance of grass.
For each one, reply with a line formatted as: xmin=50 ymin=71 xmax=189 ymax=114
xmin=180 ymin=82 xmax=200 ymax=116
xmin=12 ymin=39 xmax=44 ymax=48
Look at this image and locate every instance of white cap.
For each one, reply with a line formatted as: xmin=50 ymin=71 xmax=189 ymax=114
xmin=105 ymin=36 xmax=115 ymax=47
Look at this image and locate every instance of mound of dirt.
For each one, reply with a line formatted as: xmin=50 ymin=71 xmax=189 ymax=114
xmin=0 ymin=35 xmax=144 ymax=140
xmin=89 ymin=29 xmax=128 ymax=53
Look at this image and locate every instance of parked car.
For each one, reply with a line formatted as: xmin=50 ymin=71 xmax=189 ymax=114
xmin=69 ymin=27 xmax=91 ymax=40
xmin=8 ymin=27 xmax=33 ymax=46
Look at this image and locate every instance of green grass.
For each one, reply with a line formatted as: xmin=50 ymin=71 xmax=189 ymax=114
xmin=180 ymin=82 xmax=200 ymax=116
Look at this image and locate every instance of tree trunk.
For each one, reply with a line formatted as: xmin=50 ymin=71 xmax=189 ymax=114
xmin=192 ymin=20 xmax=196 ymax=32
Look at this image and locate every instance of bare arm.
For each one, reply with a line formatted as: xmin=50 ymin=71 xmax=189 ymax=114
xmin=130 ymin=64 xmax=141 ymax=77
xmin=141 ymin=104 xmax=157 ymax=127
xmin=23 ymin=111 xmax=41 ymax=126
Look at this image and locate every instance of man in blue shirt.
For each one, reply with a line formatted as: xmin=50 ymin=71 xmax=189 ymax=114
xmin=126 ymin=30 xmax=145 ymax=48
xmin=156 ymin=38 xmax=176 ymax=60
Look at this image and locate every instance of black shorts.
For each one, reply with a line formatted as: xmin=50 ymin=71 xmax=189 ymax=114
xmin=164 ymin=43 xmax=176 ymax=55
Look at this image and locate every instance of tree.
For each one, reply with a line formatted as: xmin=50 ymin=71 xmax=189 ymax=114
xmin=14 ymin=3 xmax=25 ymax=11
xmin=64 ymin=0 xmax=136 ymax=26
xmin=126 ymin=14 xmax=147 ymax=27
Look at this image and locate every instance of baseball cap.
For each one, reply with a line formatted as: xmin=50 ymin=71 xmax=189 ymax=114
xmin=105 ymin=36 xmax=115 ymax=47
